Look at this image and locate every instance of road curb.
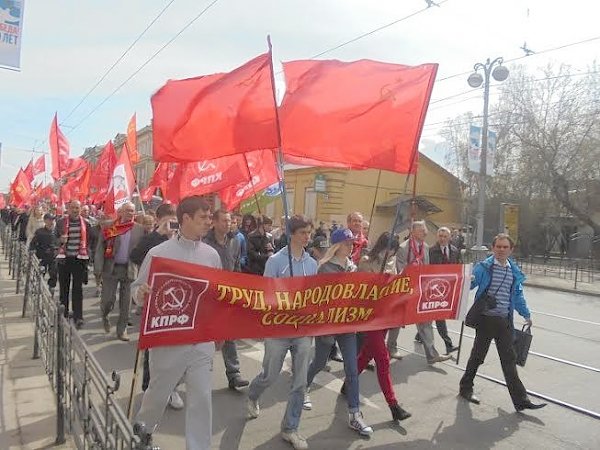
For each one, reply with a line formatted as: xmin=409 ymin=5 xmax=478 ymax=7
xmin=524 ymin=281 xmax=600 ymax=298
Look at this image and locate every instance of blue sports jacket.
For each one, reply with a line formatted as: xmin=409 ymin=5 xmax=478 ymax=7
xmin=471 ymin=255 xmax=531 ymax=327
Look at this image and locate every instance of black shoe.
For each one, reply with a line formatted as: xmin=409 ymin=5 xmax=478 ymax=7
xmin=459 ymin=391 xmax=480 ymax=405
xmin=515 ymin=400 xmax=547 ymax=412
xmin=340 ymin=382 xmax=346 ymax=397
xmin=75 ymin=319 xmax=84 ymax=330
xmin=228 ymin=377 xmax=250 ymax=390
xmin=446 ymin=346 xmax=459 ymax=354
xmin=366 ymin=362 xmax=375 ymax=371
xmin=390 ymin=403 xmax=412 ymax=421
xmin=329 ymin=348 xmax=344 ymax=363
xmin=414 ymin=333 xmax=423 ymax=343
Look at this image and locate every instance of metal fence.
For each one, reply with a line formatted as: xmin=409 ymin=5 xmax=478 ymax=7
xmin=463 ymin=249 xmax=598 ymax=290
xmin=1 ymin=223 xmax=156 ymax=449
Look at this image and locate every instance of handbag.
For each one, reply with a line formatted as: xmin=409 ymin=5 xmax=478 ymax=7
xmin=513 ymin=324 xmax=533 ymax=367
xmin=464 ymin=265 xmax=508 ymax=329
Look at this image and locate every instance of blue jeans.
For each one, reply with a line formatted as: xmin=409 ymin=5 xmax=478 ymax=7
xmin=307 ymin=333 xmax=359 ymax=413
xmin=248 ymin=337 xmax=312 ymax=432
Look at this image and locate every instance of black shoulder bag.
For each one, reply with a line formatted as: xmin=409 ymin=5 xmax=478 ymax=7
xmin=465 ymin=266 xmax=508 ymax=328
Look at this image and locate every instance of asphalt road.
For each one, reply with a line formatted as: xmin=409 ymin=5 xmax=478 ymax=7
xmin=75 ymin=284 xmax=600 ymax=449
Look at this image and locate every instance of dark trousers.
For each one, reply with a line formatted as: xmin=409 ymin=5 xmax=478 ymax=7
xmin=58 ymin=257 xmax=86 ymax=321
xmin=42 ymin=260 xmax=58 ymax=289
xmin=460 ymin=315 xmax=528 ymax=405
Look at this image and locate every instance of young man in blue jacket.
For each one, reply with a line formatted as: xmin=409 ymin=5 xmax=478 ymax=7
xmin=247 ymin=214 xmax=317 ymax=450
xmin=459 ymin=233 xmax=546 ymax=412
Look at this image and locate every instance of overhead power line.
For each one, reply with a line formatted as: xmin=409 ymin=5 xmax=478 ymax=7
xmin=67 ymin=0 xmax=222 ymax=135
xmin=61 ymin=0 xmax=178 ymax=124
xmin=310 ymin=0 xmax=449 ymax=59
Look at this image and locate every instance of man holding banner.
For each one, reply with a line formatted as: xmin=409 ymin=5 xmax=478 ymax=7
xmin=247 ymin=214 xmax=318 ymax=450
xmin=132 ymin=196 xmax=221 ymax=450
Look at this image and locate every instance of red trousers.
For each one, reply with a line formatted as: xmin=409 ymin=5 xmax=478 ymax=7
xmin=357 ymin=329 xmax=397 ymax=406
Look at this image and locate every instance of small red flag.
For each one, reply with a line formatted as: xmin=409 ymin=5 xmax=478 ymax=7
xmin=23 ymin=160 xmax=34 ymax=182
xmin=33 ymin=155 xmax=46 ymax=176
xmin=49 ymin=113 xmax=71 ymax=180
xmin=0 ymin=194 xmax=5 ymax=209
xmin=152 ymin=52 xmax=279 ymax=162
xmin=127 ymin=113 xmax=139 ymax=165
xmin=10 ymin=169 xmax=33 ymax=206
xmin=90 ymin=141 xmax=117 ymax=196
xmin=280 ymin=59 xmax=437 ymax=173
xmin=220 ymin=150 xmax=279 ymax=210
xmin=107 ymin=145 xmax=137 ymax=212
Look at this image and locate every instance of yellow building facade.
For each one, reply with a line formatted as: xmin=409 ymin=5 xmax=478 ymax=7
xmin=266 ymin=154 xmax=464 ymax=243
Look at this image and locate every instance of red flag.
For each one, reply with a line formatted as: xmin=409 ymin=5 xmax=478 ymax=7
xmin=220 ymin=150 xmax=279 ymax=210
xmin=62 ymin=157 xmax=87 ymax=177
xmin=107 ymin=146 xmax=137 ymax=212
xmin=152 ymin=52 xmax=279 ymax=162
xmin=280 ymin=60 xmax=437 ymax=173
xmin=178 ymin=154 xmax=250 ymax=200
xmin=62 ymin=161 xmax=91 ymax=202
xmin=49 ymin=113 xmax=71 ymax=180
xmin=90 ymin=141 xmax=117 ymax=196
xmin=23 ymin=160 xmax=34 ymax=182
xmin=33 ymin=155 xmax=46 ymax=176
xmin=140 ymin=163 xmax=168 ymax=202
xmin=10 ymin=169 xmax=32 ymax=206
xmin=0 ymin=194 xmax=5 ymax=209
xmin=127 ymin=113 xmax=139 ymax=165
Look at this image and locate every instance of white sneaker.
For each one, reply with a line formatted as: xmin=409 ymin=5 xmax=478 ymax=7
xmin=348 ymin=411 xmax=374 ymax=436
xmin=247 ymin=398 xmax=259 ymax=419
xmin=302 ymin=392 xmax=312 ymax=411
xmin=281 ymin=430 xmax=308 ymax=450
xmin=168 ymin=391 xmax=184 ymax=410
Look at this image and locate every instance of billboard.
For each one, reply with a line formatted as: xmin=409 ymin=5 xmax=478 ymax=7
xmin=0 ymin=1 xmax=25 ymax=70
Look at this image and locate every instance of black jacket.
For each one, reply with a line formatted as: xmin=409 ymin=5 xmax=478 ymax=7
xmin=29 ymin=227 xmax=59 ymax=265
xmin=129 ymin=231 xmax=169 ymax=266
xmin=429 ymin=243 xmax=462 ymax=264
xmin=246 ymin=230 xmax=273 ymax=275
xmin=15 ymin=212 xmax=29 ymax=242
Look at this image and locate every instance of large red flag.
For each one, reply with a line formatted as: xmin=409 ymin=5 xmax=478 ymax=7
xmin=10 ymin=169 xmax=32 ymax=206
xmin=23 ymin=160 xmax=34 ymax=182
xmin=90 ymin=141 xmax=117 ymax=196
xmin=152 ymin=52 xmax=279 ymax=162
xmin=62 ymin=161 xmax=91 ymax=202
xmin=33 ymin=155 xmax=46 ymax=176
xmin=127 ymin=113 xmax=139 ymax=165
xmin=280 ymin=60 xmax=437 ymax=173
xmin=49 ymin=113 xmax=71 ymax=180
xmin=220 ymin=150 xmax=279 ymax=210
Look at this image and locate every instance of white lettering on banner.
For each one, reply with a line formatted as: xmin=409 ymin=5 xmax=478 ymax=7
xmin=417 ymin=274 xmax=458 ymax=314
xmin=143 ymin=273 xmax=209 ymax=335
xmin=191 ymin=172 xmax=223 ymax=187
xmin=236 ymin=175 xmax=260 ymax=198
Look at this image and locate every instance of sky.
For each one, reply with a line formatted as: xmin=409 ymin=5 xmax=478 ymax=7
xmin=1 ymin=0 xmax=599 ymax=190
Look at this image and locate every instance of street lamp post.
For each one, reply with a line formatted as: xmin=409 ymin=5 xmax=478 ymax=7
xmin=467 ymin=57 xmax=509 ymax=251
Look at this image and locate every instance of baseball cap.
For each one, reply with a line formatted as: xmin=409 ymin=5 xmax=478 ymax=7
xmin=43 ymin=213 xmax=56 ymax=221
xmin=331 ymin=228 xmax=355 ymax=245
xmin=310 ymin=235 xmax=329 ymax=249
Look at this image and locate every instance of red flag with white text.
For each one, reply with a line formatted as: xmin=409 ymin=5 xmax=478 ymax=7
xmin=220 ymin=150 xmax=279 ymax=210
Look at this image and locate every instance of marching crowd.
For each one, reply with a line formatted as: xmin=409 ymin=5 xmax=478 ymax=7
xmin=1 ymin=197 xmax=545 ymax=450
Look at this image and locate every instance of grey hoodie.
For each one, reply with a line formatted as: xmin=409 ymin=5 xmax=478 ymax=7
xmin=263 ymin=245 xmax=318 ymax=278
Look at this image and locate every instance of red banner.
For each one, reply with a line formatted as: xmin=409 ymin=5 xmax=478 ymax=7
xmin=138 ymin=257 xmax=471 ymax=349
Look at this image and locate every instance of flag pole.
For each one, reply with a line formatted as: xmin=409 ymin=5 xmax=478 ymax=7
xmin=267 ymin=35 xmax=294 ymax=276
xmin=243 ymin=153 xmax=262 ymax=215
xmin=366 ymin=169 xmax=382 ymax=241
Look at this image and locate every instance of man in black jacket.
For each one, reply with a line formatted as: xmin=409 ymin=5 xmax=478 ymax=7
xmin=415 ymin=226 xmax=462 ymax=353
xmin=29 ymin=213 xmax=59 ymax=294
xmin=204 ymin=209 xmax=249 ymax=390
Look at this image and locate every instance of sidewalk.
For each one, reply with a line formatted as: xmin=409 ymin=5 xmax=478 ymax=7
xmin=0 ymin=262 xmax=74 ymax=449
xmin=524 ymin=273 xmax=600 ymax=297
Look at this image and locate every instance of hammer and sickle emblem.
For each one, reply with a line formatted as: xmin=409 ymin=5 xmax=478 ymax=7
xmin=163 ymin=286 xmax=186 ymax=310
